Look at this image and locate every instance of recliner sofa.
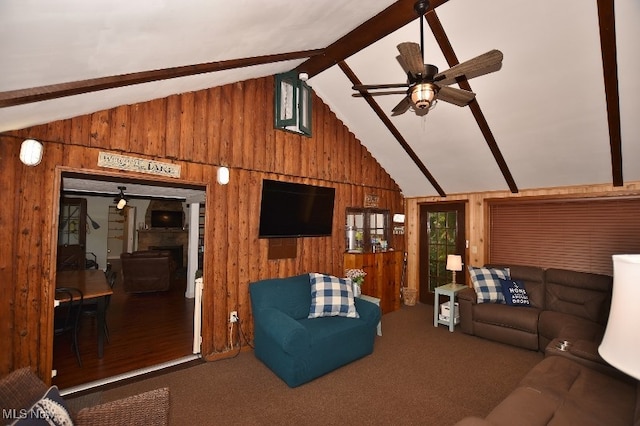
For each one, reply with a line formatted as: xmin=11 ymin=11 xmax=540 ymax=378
xmin=249 ymin=273 xmax=381 ymax=388
xmin=453 ymin=265 xmax=640 ymax=425
xmin=457 ymin=265 xmax=612 ymax=352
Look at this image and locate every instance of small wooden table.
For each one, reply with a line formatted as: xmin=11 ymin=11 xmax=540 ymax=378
xmin=56 ymin=269 xmax=113 ymax=358
xmin=433 ymin=283 xmax=466 ymax=332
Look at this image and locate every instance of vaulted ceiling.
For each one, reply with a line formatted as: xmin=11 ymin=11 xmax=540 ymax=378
xmin=1 ymin=0 xmax=638 ymax=197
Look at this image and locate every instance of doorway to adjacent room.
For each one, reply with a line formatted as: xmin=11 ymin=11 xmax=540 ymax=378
xmin=52 ymin=171 xmax=206 ymax=391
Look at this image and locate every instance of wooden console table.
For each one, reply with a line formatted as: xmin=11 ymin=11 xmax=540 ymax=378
xmin=344 ymin=251 xmax=403 ymax=314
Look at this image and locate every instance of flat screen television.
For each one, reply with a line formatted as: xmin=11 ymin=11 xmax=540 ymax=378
xmin=151 ymin=210 xmax=183 ymax=229
xmin=258 ymin=179 xmax=335 ymax=238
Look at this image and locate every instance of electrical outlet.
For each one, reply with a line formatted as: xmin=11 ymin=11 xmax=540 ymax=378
xmin=229 ymin=311 xmax=238 ymax=323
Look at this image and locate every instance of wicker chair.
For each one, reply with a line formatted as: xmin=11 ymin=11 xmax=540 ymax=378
xmin=0 ymin=368 xmax=170 ymax=425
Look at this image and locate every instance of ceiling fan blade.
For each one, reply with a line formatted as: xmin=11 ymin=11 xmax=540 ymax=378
xmin=396 ymin=55 xmax=411 ymax=77
xmin=435 ymin=49 xmax=503 ymax=86
xmin=352 ymin=90 xmax=407 ymax=98
xmin=436 ymin=86 xmax=476 ymax=106
xmin=352 ymin=83 xmax=409 ymax=91
xmin=397 ymin=42 xmax=425 ymax=77
xmin=391 ymin=96 xmax=412 ymax=116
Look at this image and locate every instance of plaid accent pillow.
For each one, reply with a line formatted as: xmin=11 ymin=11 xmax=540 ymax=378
xmin=308 ymin=273 xmax=359 ymax=319
xmin=468 ymin=266 xmax=510 ymax=304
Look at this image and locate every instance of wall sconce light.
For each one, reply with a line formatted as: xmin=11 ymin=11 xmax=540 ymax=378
xmin=217 ymin=166 xmax=230 ymax=185
xmin=446 ymin=254 xmax=463 ymax=285
xmin=19 ymin=139 xmax=44 ymax=166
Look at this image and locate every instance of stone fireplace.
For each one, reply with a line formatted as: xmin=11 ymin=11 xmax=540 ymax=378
xmin=137 ymin=200 xmax=188 ymax=267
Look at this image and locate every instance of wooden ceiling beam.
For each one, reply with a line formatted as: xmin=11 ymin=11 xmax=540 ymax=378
xmin=297 ymin=0 xmax=449 ymax=78
xmin=338 ymin=61 xmax=446 ymax=197
xmin=597 ymin=0 xmax=623 ymax=186
xmin=425 ymin=11 xmax=519 ymax=193
xmin=0 ymin=49 xmax=324 ymax=108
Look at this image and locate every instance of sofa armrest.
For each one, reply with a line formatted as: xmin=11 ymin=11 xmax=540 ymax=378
xmin=457 ymin=287 xmax=477 ymax=335
xmin=354 ymin=298 xmax=382 ymax=329
xmin=254 ymin=308 xmax=310 ymax=356
xmin=457 ymin=287 xmax=477 ymax=304
xmin=75 ymin=387 xmax=169 ymax=426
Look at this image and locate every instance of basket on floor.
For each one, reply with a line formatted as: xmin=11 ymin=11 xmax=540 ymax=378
xmin=403 ymin=287 xmax=417 ymax=306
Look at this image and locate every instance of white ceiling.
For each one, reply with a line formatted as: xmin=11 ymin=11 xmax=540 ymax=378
xmin=62 ymin=176 xmax=205 ymax=202
xmin=2 ymin=0 xmax=639 ymax=197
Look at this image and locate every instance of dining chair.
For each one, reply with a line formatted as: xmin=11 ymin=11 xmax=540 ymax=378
xmin=81 ymin=266 xmax=117 ymax=342
xmin=54 ymin=287 xmax=84 ymax=367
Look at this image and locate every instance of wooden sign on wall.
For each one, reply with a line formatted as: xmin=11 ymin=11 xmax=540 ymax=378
xmin=364 ymin=194 xmax=379 ymax=208
xmin=98 ymin=152 xmax=181 ymax=178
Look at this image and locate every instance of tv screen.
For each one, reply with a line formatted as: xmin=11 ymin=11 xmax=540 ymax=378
xmin=151 ymin=210 xmax=183 ymax=229
xmin=258 ymin=179 xmax=335 ymax=238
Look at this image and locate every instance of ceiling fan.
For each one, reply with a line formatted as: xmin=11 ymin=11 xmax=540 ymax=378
xmin=352 ymin=0 xmax=504 ymax=116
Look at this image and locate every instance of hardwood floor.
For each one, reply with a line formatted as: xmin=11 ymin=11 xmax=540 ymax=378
xmin=52 ymin=261 xmax=195 ymax=390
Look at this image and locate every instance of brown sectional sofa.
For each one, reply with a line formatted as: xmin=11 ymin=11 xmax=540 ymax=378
xmin=455 ymin=356 xmax=639 ymax=426
xmin=120 ymin=250 xmax=176 ymax=293
xmin=455 ymin=265 xmax=640 ymax=425
xmin=457 ymin=265 xmax=612 ymax=352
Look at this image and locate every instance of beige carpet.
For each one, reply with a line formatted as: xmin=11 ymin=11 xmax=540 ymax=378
xmin=73 ymin=303 xmax=544 ymax=425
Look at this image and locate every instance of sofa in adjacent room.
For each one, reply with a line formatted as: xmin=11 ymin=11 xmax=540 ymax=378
xmin=120 ymin=250 xmax=176 ymax=293
xmin=249 ymin=273 xmax=381 ymax=388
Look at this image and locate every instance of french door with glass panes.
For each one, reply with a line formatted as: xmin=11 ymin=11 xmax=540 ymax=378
xmin=419 ymin=203 xmax=466 ymax=304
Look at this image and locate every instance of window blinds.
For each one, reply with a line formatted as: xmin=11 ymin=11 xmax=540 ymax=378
xmin=488 ymin=198 xmax=640 ymax=276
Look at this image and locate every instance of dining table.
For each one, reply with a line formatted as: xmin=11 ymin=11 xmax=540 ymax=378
xmin=56 ymin=269 xmax=114 ymax=358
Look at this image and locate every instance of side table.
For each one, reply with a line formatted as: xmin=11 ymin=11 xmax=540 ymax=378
xmin=433 ymin=283 xmax=467 ymax=332
xmin=358 ymin=294 xmax=382 ymax=336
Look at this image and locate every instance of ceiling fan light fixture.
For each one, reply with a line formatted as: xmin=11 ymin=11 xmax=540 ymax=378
xmin=410 ymin=83 xmax=438 ymax=110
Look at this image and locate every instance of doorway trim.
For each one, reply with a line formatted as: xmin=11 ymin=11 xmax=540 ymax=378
xmin=51 ymin=166 xmax=207 ymax=387
xmin=418 ymin=201 xmax=467 ymax=304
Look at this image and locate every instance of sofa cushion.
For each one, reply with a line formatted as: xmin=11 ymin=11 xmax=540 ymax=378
xmin=517 ymin=356 xmax=636 ymax=426
xmin=308 ymin=273 xmax=359 ymax=319
xmin=544 ymin=268 xmax=612 ymax=325
xmin=474 ymin=303 xmax=540 ymax=334
xmin=538 ymin=310 xmax=606 ymax=346
xmin=13 ymin=385 xmax=73 ymax=425
xmin=468 ymin=266 xmax=510 ymax=303
xmin=249 ymin=274 xmax=311 ymax=320
xmin=499 ymin=279 xmax=531 ymax=306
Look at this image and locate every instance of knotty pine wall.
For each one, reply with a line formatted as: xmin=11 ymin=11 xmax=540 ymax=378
xmin=404 ymin=181 xmax=640 ymax=297
xmin=0 ymin=75 xmax=404 ymax=382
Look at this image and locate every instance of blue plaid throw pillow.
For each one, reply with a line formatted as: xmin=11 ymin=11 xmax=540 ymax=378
xmin=468 ymin=266 xmax=510 ymax=304
xmin=308 ymin=273 xmax=359 ymax=319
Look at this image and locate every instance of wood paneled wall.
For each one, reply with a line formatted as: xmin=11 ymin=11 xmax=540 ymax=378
xmin=404 ymin=181 xmax=640 ymax=296
xmin=0 ymin=76 xmax=404 ymax=381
